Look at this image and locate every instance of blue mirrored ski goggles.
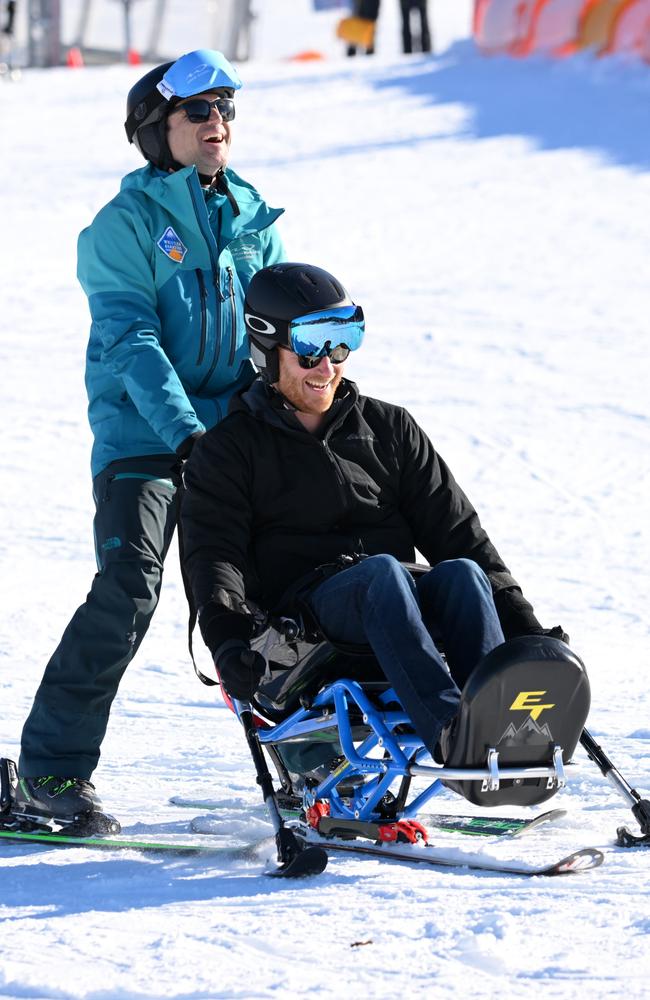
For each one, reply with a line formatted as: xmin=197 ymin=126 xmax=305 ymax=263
xmin=289 ymin=304 xmax=365 ymax=369
xmin=157 ymin=49 xmax=242 ymax=101
xmin=172 ymin=96 xmax=235 ymax=123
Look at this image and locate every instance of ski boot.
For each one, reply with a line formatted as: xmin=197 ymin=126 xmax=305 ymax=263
xmin=0 ymin=758 xmax=121 ymax=836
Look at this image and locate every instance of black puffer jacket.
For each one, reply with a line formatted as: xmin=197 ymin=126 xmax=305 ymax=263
xmin=181 ymin=378 xmax=541 ymax=654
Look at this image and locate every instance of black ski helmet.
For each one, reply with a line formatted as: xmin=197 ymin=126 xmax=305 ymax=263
xmin=124 ymin=49 xmax=242 ymax=171
xmin=245 ymin=263 xmax=361 ymax=382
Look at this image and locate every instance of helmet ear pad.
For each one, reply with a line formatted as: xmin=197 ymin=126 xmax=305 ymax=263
xmin=133 ymin=114 xmax=178 ymax=172
xmin=249 ymin=339 xmax=280 ymax=383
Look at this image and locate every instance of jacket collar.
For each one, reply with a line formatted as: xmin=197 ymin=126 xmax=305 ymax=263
xmin=119 ymin=163 xmax=284 ymax=238
xmin=234 ymin=377 xmax=359 ymax=437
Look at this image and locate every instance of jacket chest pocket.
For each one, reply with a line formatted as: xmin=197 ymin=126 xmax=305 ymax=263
xmin=227 ymin=234 xmax=263 ymax=287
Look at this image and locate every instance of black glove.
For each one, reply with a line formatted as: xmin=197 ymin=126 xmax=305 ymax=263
xmin=176 ymin=431 xmax=205 ymax=460
xmin=214 ymin=640 xmax=266 ymax=701
xmin=528 ymin=625 xmax=570 ymax=645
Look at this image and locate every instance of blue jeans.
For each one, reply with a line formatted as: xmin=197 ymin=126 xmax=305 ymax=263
xmin=306 ymin=555 xmax=505 ymax=756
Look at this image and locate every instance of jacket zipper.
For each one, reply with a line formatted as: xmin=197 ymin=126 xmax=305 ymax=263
xmin=187 ymin=176 xmax=222 ymax=394
xmin=196 ymin=276 xmax=225 ymax=393
xmin=227 ymin=266 xmax=237 ymax=366
xmin=321 ymin=439 xmax=350 ymax=513
xmin=195 ymin=269 xmax=208 ymax=365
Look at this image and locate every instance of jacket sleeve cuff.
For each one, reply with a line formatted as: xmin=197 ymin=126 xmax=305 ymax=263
xmin=176 ymin=431 xmax=205 ymax=459
xmin=493 ymin=586 xmax=541 ymax=639
xmin=170 ymin=420 xmax=206 ymax=455
xmin=198 ymin=603 xmax=254 ymax=658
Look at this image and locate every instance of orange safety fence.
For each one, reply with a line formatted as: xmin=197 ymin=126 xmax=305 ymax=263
xmin=604 ymin=0 xmax=650 ymax=57
xmin=474 ymin=0 xmax=538 ymax=55
xmin=473 ymin=0 xmax=650 ymax=60
xmin=527 ymin=0 xmax=591 ymax=56
xmin=577 ymin=0 xmax=628 ymax=51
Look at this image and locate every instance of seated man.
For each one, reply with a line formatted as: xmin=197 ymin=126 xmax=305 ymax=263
xmin=181 ymin=263 xmax=566 ymax=761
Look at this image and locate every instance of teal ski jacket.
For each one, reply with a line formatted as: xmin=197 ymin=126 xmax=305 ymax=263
xmin=78 ymin=163 xmax=285 ymax=476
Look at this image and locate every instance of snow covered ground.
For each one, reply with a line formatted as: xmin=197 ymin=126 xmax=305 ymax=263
xmin=2 ymin=1 xmax=650 ymax=997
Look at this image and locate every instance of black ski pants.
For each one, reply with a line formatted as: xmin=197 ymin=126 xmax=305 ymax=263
xmin=19 ymin=455 xmax=182 ymax=779
xmin=400 ymin=0 xmax=432 ymax=54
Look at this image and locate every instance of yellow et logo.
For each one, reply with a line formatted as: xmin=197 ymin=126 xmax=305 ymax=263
xmin=510 ymin=691 xmax=555 ymax=721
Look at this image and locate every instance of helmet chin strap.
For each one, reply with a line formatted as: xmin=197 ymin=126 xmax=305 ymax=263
xmin=207 ymin=170 xmax=241 ymax=217
xmin=200 ymin=168 xmax=222 ymax=186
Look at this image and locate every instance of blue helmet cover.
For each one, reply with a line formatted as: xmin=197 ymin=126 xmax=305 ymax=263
xmin=157 ymin=49 xmax=242 ymax=100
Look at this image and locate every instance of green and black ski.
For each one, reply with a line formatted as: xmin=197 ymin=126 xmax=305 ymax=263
xmin=0 ymin=822 xmax=604 ymax=876
xmin=0 ymin=826 xmax=265 ymax=858
xmin=170 ymin=795 xmax=567 ymax=840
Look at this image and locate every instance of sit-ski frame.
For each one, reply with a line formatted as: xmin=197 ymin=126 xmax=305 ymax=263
xmin=257 ymin=677 xmax=568 ymax=824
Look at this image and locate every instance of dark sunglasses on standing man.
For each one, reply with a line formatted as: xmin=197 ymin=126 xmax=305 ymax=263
xmin=173 ymin=96 xmax=236 ymax=123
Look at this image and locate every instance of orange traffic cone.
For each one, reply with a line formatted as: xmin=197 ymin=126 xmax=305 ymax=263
xmin=288 ymin=51 xmax=325 ymax=61
xmin=66 ymin=47 xmax=84 ymax=68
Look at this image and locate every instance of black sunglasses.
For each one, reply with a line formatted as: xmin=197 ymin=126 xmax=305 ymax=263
xmin=174 ymin=97 xmax=236 ymax=124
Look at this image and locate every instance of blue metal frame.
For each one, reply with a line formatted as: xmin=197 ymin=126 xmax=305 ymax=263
xmin=257 ymin=678 xmax=448 ymax=823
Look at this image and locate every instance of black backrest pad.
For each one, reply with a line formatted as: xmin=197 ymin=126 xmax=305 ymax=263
xmin=443 ymin=636 xmax=591 ymax=807
xmin=252 ymin=633 xmax=383 ymax=723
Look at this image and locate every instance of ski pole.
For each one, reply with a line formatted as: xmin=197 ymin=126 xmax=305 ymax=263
xmin=580 ymin=729 xmax=650 ymax=846
xmin=234 ymin=700 xmax=328 ymax=877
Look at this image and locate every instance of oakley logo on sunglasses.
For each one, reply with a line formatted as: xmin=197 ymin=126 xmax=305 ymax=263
xmin=175 ymin=97 xmax=236 ymax=123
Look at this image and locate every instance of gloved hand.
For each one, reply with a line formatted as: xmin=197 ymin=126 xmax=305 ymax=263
xmin=176 ymin=431 xmax=205 ymax=460
xmin=529 ymin=625 xmax=570 ymax=645
xmin=214 ymin=640 xmax=266 ymax=701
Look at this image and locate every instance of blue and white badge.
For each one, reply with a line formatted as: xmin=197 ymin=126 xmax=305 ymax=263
xmin=157 ymin=226 xmax=188 ymax=264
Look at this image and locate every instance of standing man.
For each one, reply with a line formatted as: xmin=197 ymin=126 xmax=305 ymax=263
xmin=15 ymin=50 xmax=285 ymax=826
xmin=181 ymin=263 xmax=567 ymax=762
xmin=399 ymin=1 xmax=432 ymax=54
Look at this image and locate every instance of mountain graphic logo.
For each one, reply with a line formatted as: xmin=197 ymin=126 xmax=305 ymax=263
xmin=496 ymin=715 xmax=554 ymax=747
xmin=157 ymin=226 xmax=188 ymax=264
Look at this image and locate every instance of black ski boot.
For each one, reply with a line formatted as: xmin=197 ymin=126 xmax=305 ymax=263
xmin=14 ymin=775 xmax=103 ymax=818
xmin=1 ymin=759 xmax=120 ymax=835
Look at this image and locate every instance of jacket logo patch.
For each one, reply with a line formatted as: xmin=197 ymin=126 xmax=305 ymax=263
xmin=157 ymin=226 xmax=188 ymax=263
xmin=231 ymin=241 xmax=258 ymax=261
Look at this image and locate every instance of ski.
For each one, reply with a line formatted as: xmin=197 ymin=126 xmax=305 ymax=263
xmin=171 ymin=796 xmax=566 ymax=839
xmin=422 ymin=808 xmax=567 ymax=838
xmin=0 ymin=827 xmax=266 ymax=858
xmin=292 ymin=827 xmax=604 ymax=876
xmin=0 ymin=820 xmax=603 ymax=876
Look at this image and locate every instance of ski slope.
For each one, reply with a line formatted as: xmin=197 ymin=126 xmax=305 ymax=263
xmin=1 ymin=2 xmax=650 ymax=997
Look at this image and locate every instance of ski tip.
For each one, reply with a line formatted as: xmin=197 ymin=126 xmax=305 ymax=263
xmin=547 ymin=847 xmax=605 ymax=875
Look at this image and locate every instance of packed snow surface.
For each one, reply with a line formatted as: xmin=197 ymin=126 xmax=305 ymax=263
xmin=1 ymin=2 xmax=650 ymax=997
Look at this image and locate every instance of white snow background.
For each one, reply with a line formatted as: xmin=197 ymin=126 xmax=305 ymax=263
xmin=2 ymin=1 xmax=650 ymax=997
